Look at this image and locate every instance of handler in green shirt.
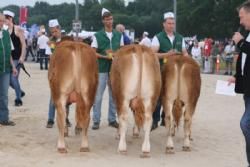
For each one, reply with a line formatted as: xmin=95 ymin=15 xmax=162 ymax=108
xmin=91 ymin=8 xmax=124 ymax=130
xmin=151 ymin=12 xmax=188 ymax=130
xmin=0 ymin=13 xmax=17 ymax=126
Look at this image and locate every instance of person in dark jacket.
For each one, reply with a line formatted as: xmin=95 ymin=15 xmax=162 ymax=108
xmin=229 ymin=1 xmax=250 ymax=166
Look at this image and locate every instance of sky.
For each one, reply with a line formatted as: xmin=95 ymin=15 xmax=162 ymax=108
xmin=0 ymin=0 xmax=134 ymax=7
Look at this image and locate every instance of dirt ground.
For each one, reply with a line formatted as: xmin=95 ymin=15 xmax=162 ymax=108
xmin=0 ymin=62 xmax=246 ymax=167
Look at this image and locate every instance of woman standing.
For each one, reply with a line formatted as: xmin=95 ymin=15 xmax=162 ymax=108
xmin=3 ymin=10 xmax=26 ymax=106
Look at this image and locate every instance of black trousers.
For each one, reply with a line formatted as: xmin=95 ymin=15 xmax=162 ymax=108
xmin=39 ymin=49 xmax=48 ymax=70
xmin=25 ymin=46 xmax=34 ymax=61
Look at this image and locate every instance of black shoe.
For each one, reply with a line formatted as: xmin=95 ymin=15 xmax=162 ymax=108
xmin=224 ymin=72 xmax=228 ymax=75
xmin=21 ymin=91 xmax=25 ymax=98
xmin=151 ymin=122 xmax=158 ymax=131
xmin=14 ymin=99 xmax=23 ymax=106
xmin=0 ymin=120 xmax=16 ymax=126
xmin=160 ymin=119 xmax=165 ymax=126
xmin=109 ymin=121 xmax=119 ymax=128
xmin=92 ymin=122 xmax=100 ymax=130
xmin=66 ymin=118 xmax=72 ymax=127
xmin=46 ymin=120 xmax=54 ymax=128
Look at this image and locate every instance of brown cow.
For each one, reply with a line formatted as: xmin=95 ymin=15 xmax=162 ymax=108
xmin=161 ymin=54 xmax=201 ymax=154
xmin=110 ymin=45 xmax=161 ymax=157
xmin=48 ymin=41 xmax=98 ymax=153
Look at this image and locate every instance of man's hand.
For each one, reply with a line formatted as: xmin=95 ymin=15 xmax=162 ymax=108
xmin=227 ymin=76 xmax=236 ymax=86
xmin=18 ymin=56 xmax=25 ymax=64
xmin=12 ymin=67 xmax=18 ymax=77
xmin=232 ymin=32 xmax=244 ymax=45
xmin=167 ymin=49 xmax=176 ymax=56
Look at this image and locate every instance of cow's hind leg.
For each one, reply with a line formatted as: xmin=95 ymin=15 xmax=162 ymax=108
xmin=163 ymin=100 xmax=175 ymax=154
xmin=78 ymin=95 xmax=91 ymax=152
xmin=55 ymin=97 xmax=68 ymax=153
xmin=75 ymin=103 xmax=82 ymax=135
xmin=183 ymin=104 xmax=194 ymax=152
xmin=141 ymin=99 xmax=153 ymax=158
xmin=118 ymin=100 xmax=129 ymax=154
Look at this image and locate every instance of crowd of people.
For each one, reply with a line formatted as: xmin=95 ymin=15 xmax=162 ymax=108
xmin=1 ymin=0 xmax=250 ymax=165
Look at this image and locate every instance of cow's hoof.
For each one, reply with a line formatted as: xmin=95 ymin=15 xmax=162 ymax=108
xmin=183 ymin=146 xmax=191 ymax=152
xmin=75 ymin=127 xmax=82 ymax=135
xmin=132 ymin=133 xmax=139 ymax=138
xmin=119 ymin=150 xmax=127 ymax=155
xmin=58 ymin=148 xmax=67 ymax=153
xmin=140 ymin=152 xmax=150 ymax=158
xmin=165 ymin=147 xmax=175 ymax=154
xmin=80 ymin=147 xmax=90 ymax=152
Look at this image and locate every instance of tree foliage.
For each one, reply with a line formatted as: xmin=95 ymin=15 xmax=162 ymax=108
xmin=0 ymin=0 xmax=246 ymax=39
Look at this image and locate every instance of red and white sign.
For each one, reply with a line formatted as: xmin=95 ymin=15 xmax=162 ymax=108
xmin=19 ymin=6 xmax=28 ymax=26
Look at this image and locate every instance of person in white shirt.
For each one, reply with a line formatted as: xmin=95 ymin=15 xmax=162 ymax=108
xmin=139 ymin=31 xmax=151 ymax=47
xmin=224 ymin=40 xmax=235 ymax=75
xmin=37 ymin=29 xmax=49 ymax=70
xmin=191 ymin=41 xmax=202 ymax=66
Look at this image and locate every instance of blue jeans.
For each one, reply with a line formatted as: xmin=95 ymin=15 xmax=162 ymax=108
xmin=10 ymin=60 xmax=22 ymax=100
xmin=152 ymin=98 xmax=165 ymax=124
xmin=240 ymin=95 xmax=250 ymax=166
xmin=48 ymin=97 xmax=56 ymax=122
xmin=92 ymin=73 xmax=117 ymax=123
xmin=48 ymin=96 xmax=70 ymax=122
xmin=0 ymin=72 xmax=10 ymax=122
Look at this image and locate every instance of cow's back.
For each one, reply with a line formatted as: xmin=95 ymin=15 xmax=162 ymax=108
xmin=110 ymin=45 xmax=161 ymax=104
xmin=162 ymin=55 xmax=201 ymax=107
xmin=48 ymin=41 xmax=98 ymax=101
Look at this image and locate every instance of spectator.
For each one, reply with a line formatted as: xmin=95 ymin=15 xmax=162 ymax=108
xmin=115 ymin=23 xmax=131 ymax=45
xmin=139 ymin=31 xmax=151 ymax=47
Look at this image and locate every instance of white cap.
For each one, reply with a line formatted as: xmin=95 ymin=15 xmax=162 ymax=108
xmin=143 ymin=31 xmax=149 ymax=36
xmin=102 ymin=8 xmax=110 ymax=16
xmin=61 ymin=29 xmax=66 ymax=33
xmin=3 ymin=10 xmax=15 ymax=17
xmin=164 ymin=12 xmax=175 ymax=20
xmin=49 ymin=19 xmax=60 ymax=28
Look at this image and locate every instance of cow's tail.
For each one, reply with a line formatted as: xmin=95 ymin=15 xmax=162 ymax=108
xmin=130 ymin=97 xmax=144 ymax=128
xmin=173 ymin=59 xmax=184 ymax=128
xmin=173 ymin=98 xmax=183 ymax=128
xmin=130 ymin=45 xmax=145 ymax=128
